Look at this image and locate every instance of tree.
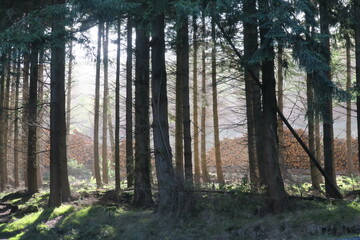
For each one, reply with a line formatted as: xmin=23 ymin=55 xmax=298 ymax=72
xmin=211 ymin=18 xmax=224 ymax=185
xmin=151 ymin=4 xmax=178 ymax=213
xmin=27 ymin=41 xmax=39 ymax=194
xmin=200 ymin=11 xmax=210 ymax=183
xmin=354 ymin=0 xmax=360 ymax=173
xmin=133 ymin=17 xmax=153 ymax=207
xmin=345 ymin=34 xmax=354 ymax=174
xmin=93 ymin=21 xmax=103 ymax=188
xmin=125 ymin=17 xmax=134 ymax=188
xmin=13 ymin=51 xmax=21 ymax=187
xmin=319 ymin=0 xmax=337 ymax=197
xmin=102 ymin=21 xmax=109 ymax=185
xmin=192 ymin=15 xmax=201 ymax=185
xmin=258 ymin=0 xmax=288 ymax=213
xmin=243 ymin=0 xmax=260 ymax=189
xmin=49 ymin=0 xmax=71 ymax=206
xmin=115 ymin=18 xmax=121 ymax=193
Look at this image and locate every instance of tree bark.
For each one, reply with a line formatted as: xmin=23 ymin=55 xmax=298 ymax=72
xmin=192 ymin=15 xmax=201 ymax=185
xmin=49 ymin=0 xmax=71 ymax=206
xmin=180 ymin=16 xmax=193 ymax=184
xmin=200 ymin=11 xmax=210 ymax=183
xmin=277 ymin=46 xmax=285 ymax=174
xmin=243 ymin=0 xmax=260 ymax=189
xmin=125 ymin=18 xmax=134 ymax=188
xmin=66 ymin=40 xmax=73 ymax=140
xmin=319 ymin=0 xmax=337 ymax=197
xmin=102 ymin=21 xmax=109 ymax=185
xmin=355 ymin=0 xmax=360 ymax=174
xmin=93 ymin=21 xmax=103 ymax=188
xmin=345 ymin=35 xmax=354 ymax=175
xmin=151 ymin=12 xmax=178 ymax=213
xmin=0 ymin=56 xmax=6 ymax=191
xmin=211 ymin=18 xmax=224 ymax=185
xmin=259 ymin=0 xmax=288 ymax=213
xmin=14 ymin=51 xmax=21 ymax=188
xmin=22 ymin=50 xmax=29 ymax=188
xmin=175 ymin=18 xmax=184 ymax=181
xmin=134 ymin=19 xmax=153 ymax=207
xmin=115 ymin=18 xmax=122 ymax=193
xmin=27 ymin=43 xmax=39 ymax=194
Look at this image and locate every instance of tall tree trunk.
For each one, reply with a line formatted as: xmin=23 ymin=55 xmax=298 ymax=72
xmin=345 ymin=35 xmax=354 ymax=175
xmin=258 ymin=0 xmax=288 ymax=213
xmin=133 ymin=19 xmax=153 ymax=207
xmin=125 ymin=18 xmax=134 ymax=188
xmin=151 ymin=11 xmax=178 ymax=213
xmin=277 ymin=46 xmax=285 ymax=174
xmin=243 ymin=0 xmax=260 ymax=189
xmin=180 ymin=16 xmax=193 ymax=184
xmin=27 ymin=43 xmax=39 ymax=194
xmin=49 ymin=0 xmax=71 ymax=206
xmin=355 ymin=0 xmax=360 ymax=174
xmin=93 ymin=21 xmax=103 ymax=188
xmin=307 ymin=72 xmax=321 ymax=189
xmin=22 ymin=51 xmax=29 ymax=188
xmin=36 ymin=51 xmax=45 ymax=188
xmin=305 ymin=7 xmax=322 ymax=189
xmin=3 ymin=51 xmax=11 ymax=189
xmin=319 ymin=0 xmax=337 ymax=197
xmin=14 ymin=51 xmax=21 ymax=188
xmin=200 ymin=12 xmax=210 ymax=183
xmin=211 ymin=18 xmax=224 ymax=185
xmin=192 ymin=15 xmax=201 ymax=185
xmin=115 ymin=18 xmax=122 ymax=193
xmin=66 ymin=40 xmax=73 ymax=139
xmin=175 ymin=16 xmax=185 ymax=182
xmin=102 ymin=21 xmax=109 ymax=185
xmin=0 ymin=56 xmax=6 ymax=191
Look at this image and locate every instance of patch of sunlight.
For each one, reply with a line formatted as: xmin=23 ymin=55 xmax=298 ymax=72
xmin=8 ymin=231 xmax=25 ymax=240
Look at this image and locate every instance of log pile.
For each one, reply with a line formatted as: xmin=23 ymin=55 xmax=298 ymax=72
xmin=207 ymin=129 xmax=360 ymax=172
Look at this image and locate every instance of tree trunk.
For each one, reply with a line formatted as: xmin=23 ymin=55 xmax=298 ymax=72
xmin=319 ymin=0 xmax=337 ymax=197
xmin=102 ymin=21 xmax=109 ymax=185
xmin=133 ymin=19 xmax=153 ymax=207
xmin=0 ymin=56 xmax=6 ymax=191
xmin=125 ymin=18 xmax=134 ymax=188
xmin=259 ymin=0 xmax=288 ymax=213
xmin=93 ymin=21 xmax=103 ymax=188
xmin=36 ymin=51 xmax=45 ymax=188
xmin=277 ymin=46 xmax=285 ymax=174
xmin=211 ymin=18 xmax=224 ymax=185
xmin=49 ymin=0 xmax=71 ymax=206
xmin=200 ymin=12 xmax=210 ymax=183
xmin=192 ymin=15 xmax=201 ymax=185
xmin=175 ymin=26 xmax=184 ymax=182
xmin=307 ymin=72 xmax=321 ymax=189
xmin=345 ymin=35 xmax=354 ymax=175
xmin=243 ymin=0 xmax=260 ymax=189
xmin=66 ymin=40 xmax=73 ymax=139
xmin=14 ymin=52 xmax=21 ymax=188
xmin=180 ymin=16 xmax=193 ymax=184
xmin=115 ymin=18 xmax=122 ymax=193
xmin=355 ymin=0 xmax=360 ymax=174
xmin=27 ymin=43 xmax=39 ymax=194
xmin=3 ymin=51 xmax=11 ymax=190
xmin=151 ymin=12 xmax=178 ymax=213
xmin=22 ymin=50 xmax=29 ymax=188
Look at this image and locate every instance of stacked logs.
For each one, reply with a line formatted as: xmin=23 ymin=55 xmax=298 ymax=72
xmin=207 ymin=129 xmax=359 ymax=172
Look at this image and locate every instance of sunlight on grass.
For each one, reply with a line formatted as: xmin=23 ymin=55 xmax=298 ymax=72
xmin=1 ymin=205 xmax=74 ymax=234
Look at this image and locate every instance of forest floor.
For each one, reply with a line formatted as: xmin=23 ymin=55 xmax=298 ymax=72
xmin=0 ymin=177 xmax=360 ymax=240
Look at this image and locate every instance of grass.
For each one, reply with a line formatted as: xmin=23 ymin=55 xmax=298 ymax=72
xmin=1 ymin=175 xmax=360 ymax=240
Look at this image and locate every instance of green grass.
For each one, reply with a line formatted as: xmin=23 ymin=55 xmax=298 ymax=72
xmin=1 ymin=181 xmax=360 ymax=240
